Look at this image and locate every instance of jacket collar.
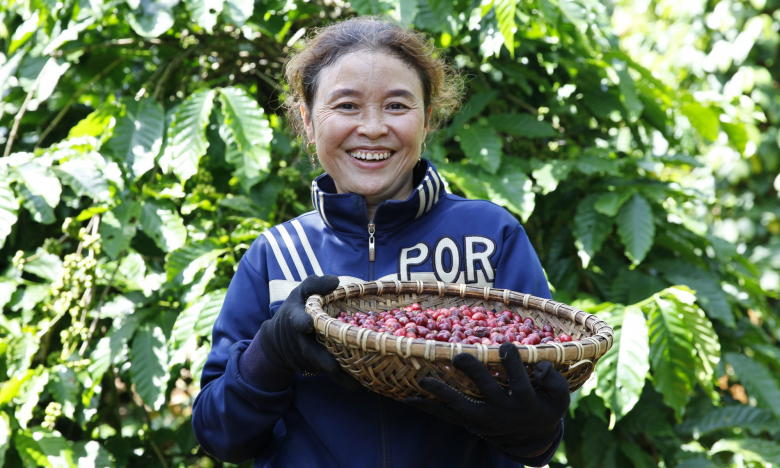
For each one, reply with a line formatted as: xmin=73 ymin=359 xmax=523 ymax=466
xmin=310 ymin=159 xmax=447 ymax=233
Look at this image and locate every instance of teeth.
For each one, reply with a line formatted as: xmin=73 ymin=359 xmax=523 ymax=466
xmin=349 ymin=151 xmax=391 ymax=160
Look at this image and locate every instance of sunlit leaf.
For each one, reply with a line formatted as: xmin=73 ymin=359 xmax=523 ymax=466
xmin=187 ymin=0 xmax=224 ymax=33
xmin=14 ymin=429 xmax=75 ymax=468
xmin=494 ymin=0 xmax=516 ymax=57
xmin=166 ymin=239 xmax=228 ymax=284
xmin=13 ymin=162 xmax=61 ymax=209
xmin=219 ymin=87 xmax=272 ymax=190
xmin=681 ymin=101 xmax=720 ymax=141
xmin=130 ymin=323 xmax=169 ymax=411
xmin=0 ymin=411 xmax=10 ymax=467
xmin=100 ymin=200 xmax=142 ymax=259
xmin=107 ymin=98 xmax=165 ymax=180
xmin=596 ymin=306 xmax=650 ymax=420
xmin=15 ymin=370 xmax=49 ymax=429
xmin=164 ymin=89 xmax=217 ymax=181
xmin=139 ymin=200 xmax=187 ymax=252
xmin=222 ymin=0 xmax=254 ymax=26
xmin=23 ymin=248 xmax=62 ymax=282
xmin=614 ymin=60 xmax=644 ymax=120
xmin=54 ymin=156 xmax=111 ymax=201
xmin=595 ymin=190 xmax=634 ymax=217
xmin=457 ymin=124 xmax=502 ymax=174
xmin=0 ymin=178 xmax=19 ymax=249
xmin=709 ymin=438 xmax=780 ymax=465
xmin=647 ymin=294 xmax=696 ymax=420
xmin=573 ymin=195 xmax=613 ymax=268
xmin=127 ymin=0 xmax=177 ymax=38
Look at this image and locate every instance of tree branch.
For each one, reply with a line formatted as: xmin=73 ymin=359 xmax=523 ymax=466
xmin=3 ymin=66 xmax=45 ymax=157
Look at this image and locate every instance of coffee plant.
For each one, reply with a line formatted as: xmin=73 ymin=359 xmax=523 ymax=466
xmin=0 ymin=0 xmax=778 ymax=467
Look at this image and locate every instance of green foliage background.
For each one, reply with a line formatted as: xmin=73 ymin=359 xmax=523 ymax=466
xmin=0 ymin=0 xmax=779 ymax=466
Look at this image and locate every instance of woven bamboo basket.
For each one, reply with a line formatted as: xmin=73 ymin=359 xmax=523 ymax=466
xmin=305 ymin=280 xmax=613 ymax=401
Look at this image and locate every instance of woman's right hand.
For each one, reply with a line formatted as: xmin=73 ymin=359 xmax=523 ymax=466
xmin=258 ymin=274 xmax=361 ymax=390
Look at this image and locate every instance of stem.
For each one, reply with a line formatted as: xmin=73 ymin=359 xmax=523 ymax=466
xmin=36 ymin=57 xmax=125 ymax=149
xmin=79 ymin=251 xmax=124 ymax=357
xmin=134 ymin=398 xmax=169 ymax=468
xmin=153 ymin=46 xmax=200 ymax=101
xmin=3 ymin=66 xmax=45 ymax=157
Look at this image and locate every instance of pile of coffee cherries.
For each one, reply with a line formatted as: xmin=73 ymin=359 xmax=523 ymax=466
xmin=335 ymin=303 xmax=577 ymax=346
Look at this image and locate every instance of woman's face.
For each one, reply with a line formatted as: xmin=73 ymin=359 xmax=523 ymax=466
xmin=302 ymin=51 xmax=429 ymax=209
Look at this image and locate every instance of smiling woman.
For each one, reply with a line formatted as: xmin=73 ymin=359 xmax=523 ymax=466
xmin=192 ymin=16 xmax=570 ymax=468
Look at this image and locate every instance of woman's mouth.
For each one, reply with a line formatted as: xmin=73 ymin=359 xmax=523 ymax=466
xmin=347 ymin=150 xmax=394 ymax=161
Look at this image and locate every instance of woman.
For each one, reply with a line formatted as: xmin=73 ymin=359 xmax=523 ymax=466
xmin=192 ymin=17 xmax=569 ymax=468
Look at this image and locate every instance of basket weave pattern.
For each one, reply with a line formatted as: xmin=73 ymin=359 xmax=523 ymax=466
xmin=305 ymin=281 xmax=614 ymax=401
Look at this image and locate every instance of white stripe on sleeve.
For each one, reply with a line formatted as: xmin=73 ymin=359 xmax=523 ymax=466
xmin=415 ymin=185 xmax=426 ymax=219
xmin=262 ymin=230 xmax=294 ymax=281
xmin=277 ymin=224 xmax=308 ymax=280
xmin=291 ymin=219 xmax=324 ymax=276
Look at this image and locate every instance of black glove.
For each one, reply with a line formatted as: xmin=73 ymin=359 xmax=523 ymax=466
xmin=404 ymin=342 xmax=569 ymax=462
xmin=259 ymin=275 xmax=361 ymax=390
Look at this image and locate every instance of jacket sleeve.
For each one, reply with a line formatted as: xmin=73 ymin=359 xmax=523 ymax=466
xmin=493 ymin=224 xmax=552 ymax=300
xmin=191 ymin=240 xmax=293 ymax=464
xmin=493 ymin=223 xmax=563 ymax=467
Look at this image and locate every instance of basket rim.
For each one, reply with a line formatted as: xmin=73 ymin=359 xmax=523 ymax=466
xmin=305 ymin=280 xmax=614 ymax=365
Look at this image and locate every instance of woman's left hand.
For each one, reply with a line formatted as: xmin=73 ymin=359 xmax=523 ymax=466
xmin=404 ymin=342 xmax=570 ymax=460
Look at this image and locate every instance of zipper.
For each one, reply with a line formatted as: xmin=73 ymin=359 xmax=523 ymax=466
xmin=368 ymin=222 xmax=376 ymax=280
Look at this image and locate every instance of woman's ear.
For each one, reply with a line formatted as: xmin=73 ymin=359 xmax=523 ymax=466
xmin=301 ymin=103 xmax=315 ymax=141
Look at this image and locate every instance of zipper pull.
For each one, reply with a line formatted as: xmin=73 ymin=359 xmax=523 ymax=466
xmin=367 ymin=222 xmax=376 ymax=262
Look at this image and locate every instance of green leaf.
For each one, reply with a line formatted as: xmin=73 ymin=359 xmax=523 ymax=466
xmin=487 ymin=114 xmax=557 ymax=138
xmin=193 ymin=289 xmax=227 ymax=337
xmin=457 ymin=124 xmax=503 ymax=174
xmin=130 ymin=323 xmax=169 ymax=411
xmin=573 ymin=195 xmax=613 ymax=268
xmin=575 ymin=153 xmax=622 ymax=176
xmin=594 ymin=190 xmax=634 ymax=217
xmin=127 ymin=0 xmax=176 ymax=38
xmin=658 ymin=261 xmax=734 ymax=327
xmin=13 ymin=162 xmax=62 ymax=208
xmin=187 ymin=0 xmax=224 ymax=33
xmin=681 ymin=102 xmax=720 ymax=141
xmin=710 ymin=438 xmax=780 ymax=465
xmin=15 ymin=370 xmax=49 ymax=429
xmin=726 ymin=353 xmax=780 ymax=419
xmin=350 ymin=0 xmax=390 ymax=14
xmin=9 ymin=11 xmax=40 ymax=55
xmin=14 ymin=429 xmax=75 ymax=468
xmin=674 ymin=457 xmax=716 ymax=468
xmin=530 ymin=160 xmax=573 ymax=195
xmin=24 ymin=248 xmax=63 ymax=282
xmin=68 ymin=103 xmax=120 ymax=140
xmin=107 ymin=98 xmax=165 ymax=179
xmin=222 ymin=0 xmax=254 ymax=26
xmin=166 ymin=240 xmax=228 ymax=284
xmin=18 ymin=184 xmax=55 ymax=224
xmin=619 ymin=441 xmax=656 ymax=468
xmin=596 ymin=306 xmax=650 ymax=420
xmin=678 ymin=405 xmax=780 ymax=437
xmin=54 ymin=157 xmax=111 ymax=202
xmin=72 ymin=441 xmax=112 ymax=468
xmin=100 ymin=201 xmax=142 ymax=259
xmin=0 ymin=370 xmax=33 ymax=406
xmin=36 ymin=58 xmax=71 ymax=102
xmin=484 ymin=160 xmax=535 ymax=222
xmin=161 ymin=90 xmax=215 ymax=183
xmin=721 ymin=122 xmax=748 ymax=154
xmin=7 ymin=332 xmax=40 ymax=378
xmin=392 ymin=0 xmax=418 ymax=25
xmin=447 ymin=92 xmax=498 ymax=139
xmin=647 ymin=294 xmax=697 ymax=420
xmin=49 ymin=365 xmax=80 ymax=420
xmin=0 ymin=178 xmax=19 ymax=249
xmin=0 ymin=411 xmax=10 ymax=467
xmin=616 ymin=193 xmax=655 ymax=265
xmin=88 ymin=314 xmax=140 ymax=384
xmin=611 ymin=269 xmax=667 ymax=307
xmin=139 ymin=200 xmax=187 ymax=252
xmin=0 ymin=280 xmax=19 ymax=310
xmin=614 ymin=60 xmax=644 ymax=120
xmin=494 ymin=0 xmax=516 ymax=57
xmin=219 ymin=87 xmax=272 ymax=189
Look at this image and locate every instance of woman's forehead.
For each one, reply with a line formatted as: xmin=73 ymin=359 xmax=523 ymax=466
xmin=315 ymin=51 xmax=424 ymax=102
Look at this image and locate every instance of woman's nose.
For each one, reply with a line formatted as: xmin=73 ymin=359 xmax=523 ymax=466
xmin=357 ymin=108 xmax=388 ymax=139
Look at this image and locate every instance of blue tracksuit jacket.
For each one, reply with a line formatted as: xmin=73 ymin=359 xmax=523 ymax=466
xmin=192 ymin=160 xmax=560 ymax=467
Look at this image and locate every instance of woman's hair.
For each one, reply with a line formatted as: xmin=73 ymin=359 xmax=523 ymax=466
xmin=283 ymin=16 xmax=463 ymax=145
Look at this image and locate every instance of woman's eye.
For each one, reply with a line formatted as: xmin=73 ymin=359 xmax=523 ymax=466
xmin=338 ymin=103 xmax=356 ymax=110
xmin=388 ymin=103 xmax=408 ymax=110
